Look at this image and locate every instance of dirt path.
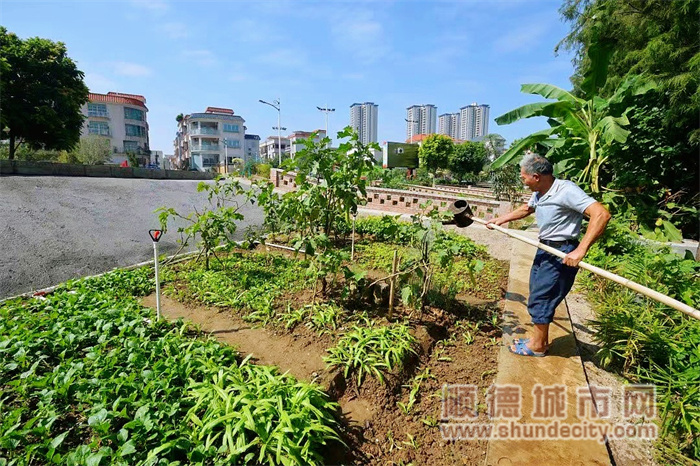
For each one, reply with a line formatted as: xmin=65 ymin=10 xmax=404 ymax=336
xmin=140 ymin=294 xmax=328 ymax=383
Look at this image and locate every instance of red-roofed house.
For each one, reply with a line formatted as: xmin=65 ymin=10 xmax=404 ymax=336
xmin=80 ymin=92 xmax=150 ymax=165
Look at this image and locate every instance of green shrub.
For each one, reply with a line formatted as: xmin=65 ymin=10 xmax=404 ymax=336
xmin=255 ymin=163 xmax=271 ymax=179
xmin=582 ymin=220 xmax=700 ymax=459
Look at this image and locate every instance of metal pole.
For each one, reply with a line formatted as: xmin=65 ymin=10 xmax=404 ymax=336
xmin=224 ymin=140 xmax=228 ymax=175
xmin=277 ymin=103 xmax=281 ymax=166
xmin=153 ymin=241 xmax=161 ymax=320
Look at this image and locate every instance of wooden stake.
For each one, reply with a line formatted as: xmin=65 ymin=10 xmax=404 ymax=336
xmin=388 ymin=249 xmax=398 ymax=320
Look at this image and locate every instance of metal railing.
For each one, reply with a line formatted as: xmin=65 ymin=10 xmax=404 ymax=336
xmin=190 ymin=127 xmax=219 ymax=135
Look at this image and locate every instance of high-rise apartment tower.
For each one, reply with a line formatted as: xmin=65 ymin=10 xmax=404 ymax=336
xmin=406 ymin=104 xmax=437 ymax=140
xmin=459 ymin=103 xmax=490 ymax=141
xmin=349 ymin=102 xmax=378 ymax=145
xmin=438 ymin=113 xmax=461 ymax=140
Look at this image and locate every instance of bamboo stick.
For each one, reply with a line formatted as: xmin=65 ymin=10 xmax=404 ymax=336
xmin=469 ymin=217 xmax=700 ymax=321
xmin=388 ymin=249 xmax=398 ymax=320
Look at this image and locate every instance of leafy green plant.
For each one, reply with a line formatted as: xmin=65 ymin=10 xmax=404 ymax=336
xmin=397 ymin=368 xmax=435 ymax=414
xmin=581 ymin=220 xmax=700 ymax=459
xmin=324 ymin=323 xmax=417 ymax=386
xmin=279 ymin=302 xmax=345 ymax=334
xmin=0 ymin=268 xmax=343 ymax=465
xmin=491 ymin=38 xmax=655 ymax=193
xmin=156 ymin=176 xmax=255 ymax=270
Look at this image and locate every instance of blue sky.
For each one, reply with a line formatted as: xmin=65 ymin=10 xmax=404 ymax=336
xmin=3 ymin=0 xmax=576 ymax=153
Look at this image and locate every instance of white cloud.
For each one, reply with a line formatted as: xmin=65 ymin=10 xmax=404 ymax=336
xmin=182 ymin=50 xmax=218 ymax=67
xmin=330 ymin=7 xmax=390 ymax=65
xmin=158 ymin=22 xmax=189 ymax=39
xmin=111 ymin=62 xmax=153 ymax=77
xmin=493 ymin=23 xmax=548 ymax=53
xmin=84 ymin=72 xmax=118 ymax=93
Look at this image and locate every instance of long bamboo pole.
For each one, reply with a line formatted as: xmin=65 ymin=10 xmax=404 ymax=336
xmin=468 ymin=217 xmax=700 ymax=321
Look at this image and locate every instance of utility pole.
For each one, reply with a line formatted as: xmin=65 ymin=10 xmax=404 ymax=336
xmin=259 ymin=98 xmax=282 ymax=166
xmin=317 ymin=104 xmax=335 ymax=141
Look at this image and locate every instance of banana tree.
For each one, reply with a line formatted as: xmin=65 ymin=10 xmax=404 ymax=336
xmin=492 ymin=43 xmax=655 ymax=193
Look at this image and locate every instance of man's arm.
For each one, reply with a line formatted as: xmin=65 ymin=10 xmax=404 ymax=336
xmin=563 ymin=201 xmax=611 ymax=267
xmin=486 ymin=203 xmax=535 ymax=229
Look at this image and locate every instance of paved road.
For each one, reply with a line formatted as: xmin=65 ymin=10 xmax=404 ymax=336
xmin=0 ymin=176 xmax=263 ymax=299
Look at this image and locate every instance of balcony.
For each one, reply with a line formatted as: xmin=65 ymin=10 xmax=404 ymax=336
xmin=88 ymin=110 xmax=109 ymax=118
xmin=190 ymin=127 xmax=219 ymax=136
xmin=191 ymin=143 xmax=221 ymax=151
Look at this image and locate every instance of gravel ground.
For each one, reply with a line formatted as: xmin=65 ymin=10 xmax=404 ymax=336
xmin=0 ymin=176 xmax=263 ymax=299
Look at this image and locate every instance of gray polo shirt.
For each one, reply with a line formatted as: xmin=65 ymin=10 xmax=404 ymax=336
xmin=527 ymin=179 xmax=596 ymax=241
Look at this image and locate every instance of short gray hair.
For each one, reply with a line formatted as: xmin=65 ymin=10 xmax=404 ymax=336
xmin=520 ymin=152 xmax=553 ymax=175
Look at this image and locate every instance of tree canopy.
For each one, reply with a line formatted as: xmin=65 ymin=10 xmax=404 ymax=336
xmin=418 ymin=134 xmax=453 ymax=175
xmin=0 ymin=27 xmax=89 ymax=159
xmin=449 ymin=141 xmax=487 ymax=181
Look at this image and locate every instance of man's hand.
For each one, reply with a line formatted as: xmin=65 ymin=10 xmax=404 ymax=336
xmin=563 ymin=247 xmax=587 ymax=267
xmin=486 ymin=218 xmax=504 ymax=230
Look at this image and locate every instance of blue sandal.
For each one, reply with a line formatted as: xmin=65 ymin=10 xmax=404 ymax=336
xmin=509 ymin=339 xmax=546 ymax=357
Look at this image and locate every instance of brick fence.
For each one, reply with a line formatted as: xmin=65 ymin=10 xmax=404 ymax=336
xmin=405 ymin=184 xmax=528 ymax=203
xmin=270 ymin=169 xmax=512 ymax=220
xmin=0 ymin=160 xmax=215 ymax=180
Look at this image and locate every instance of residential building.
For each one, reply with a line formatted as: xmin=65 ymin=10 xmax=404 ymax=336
xmin=244 ymin=134 xmax=261 ymax=162
xmin=288 ymin=129 xmax=327 ymax=157
xmin=259 ymin=136 xmax=290 ymax=162
xmin=406 ymin=104 xmax=437 ymax=140
xmin=349 ymin=102 xmax=378 ymax=145
xmin=438 ymin=113 xmax=461 ymax=140
xmin=173 ymin=107 xmax=245 ymax=171
xmin=80 ymin=92 xmax=149 ymax=165
xmin=459 ymin=103 xmax=490 ymax=141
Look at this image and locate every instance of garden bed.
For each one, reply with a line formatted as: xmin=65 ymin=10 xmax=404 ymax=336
xmin=1 ymin=226 xmax=508 ymax=465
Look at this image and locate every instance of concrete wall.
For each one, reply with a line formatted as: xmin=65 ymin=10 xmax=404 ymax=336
xmin=270 ymin=168 xmax=506 ymax=220
xmin=0 ymin=160 xmax=214 ymax=180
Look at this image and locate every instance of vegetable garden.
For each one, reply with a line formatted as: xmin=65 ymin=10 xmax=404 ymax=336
xmin=0 ymin=129 xmax=507 ymax=465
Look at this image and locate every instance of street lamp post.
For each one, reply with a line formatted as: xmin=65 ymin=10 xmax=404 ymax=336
xmin=223 ymin=138 xmax=228 ymax=175
xmin=316 ymin=105 xmax=335 ymax=141
xmin=259 ymin=98 xmax=282 ymax=166
xmin=405 ymin=118 xmax=418 ymax=144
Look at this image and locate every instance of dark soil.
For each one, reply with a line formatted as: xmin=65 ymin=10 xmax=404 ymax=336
xmin=143 ymin=248 xmax=506 ymax=465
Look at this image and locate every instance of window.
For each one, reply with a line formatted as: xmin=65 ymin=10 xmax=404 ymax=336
xmin=123 ymin=140 xmax=139 ymax=152
xmin=125 ymin=124 xmax=146 ymax=137
xmin=202 ymin=155 xmax=219 ymax=166
xmin=223 ymin=123 xmax=239 ymax=133
xmin=88 ymin=103 xmax=108 ymax=118
xmin=124 ymin=107 xmax=144 ymax=121
xmin=88 ymin=121 xmax=110 ymax=136
xmin=224 ymin=139 xmax=240 ymax=148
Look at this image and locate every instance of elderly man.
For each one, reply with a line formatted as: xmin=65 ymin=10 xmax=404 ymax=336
xmin=487 ymin=153 xmax=611 ymax=357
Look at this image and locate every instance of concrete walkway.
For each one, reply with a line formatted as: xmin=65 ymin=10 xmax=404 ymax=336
xmin=484 ymin=232 xmax=611 ymax=466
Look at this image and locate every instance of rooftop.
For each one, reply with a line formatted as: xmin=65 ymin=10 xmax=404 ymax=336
xmin=89 ymin=92 xmax=148 ymax=109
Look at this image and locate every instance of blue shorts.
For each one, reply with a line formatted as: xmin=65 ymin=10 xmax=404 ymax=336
xmin=528 ymin=242 xmax=579 ymax=325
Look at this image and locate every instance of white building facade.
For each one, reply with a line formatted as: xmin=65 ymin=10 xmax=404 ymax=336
xmin=80 ymin=92 xmax=150 ymax=165
xmin=173 ymin=107 xmax=245 ymax=171
xmin=259 ymin=136 xmax=290 ymax=162
xmin=349 ymin=102 xmax=378 ymax=145
xmin=288 ymin=130 xmax=327 ymax=157
xmin=244 ymin=134 xmax=260 ymax=162
xmin=406 ymin=104 xmax=437 ymax=140
xmin=438 ymin=113 xmax=461 ymax=140
xmin=459 ymin=103 xmax=490 ymax=141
